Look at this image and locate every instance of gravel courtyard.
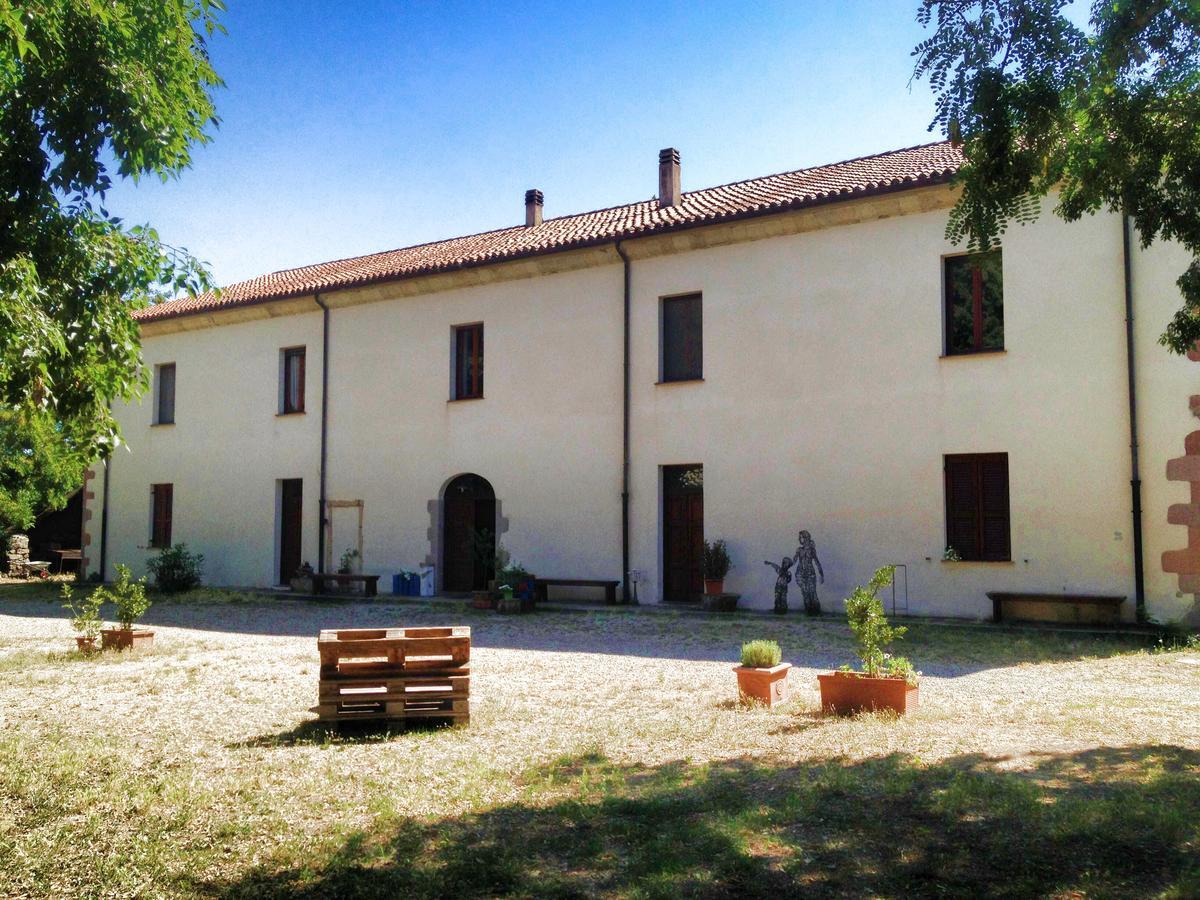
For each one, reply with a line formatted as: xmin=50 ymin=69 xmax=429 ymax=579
xmin=1 ymin=591 xmax=1197 ymax=898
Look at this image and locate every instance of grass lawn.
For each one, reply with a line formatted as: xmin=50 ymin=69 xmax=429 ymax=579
xmin=1 ymin=582 xmax=1198 ymax=898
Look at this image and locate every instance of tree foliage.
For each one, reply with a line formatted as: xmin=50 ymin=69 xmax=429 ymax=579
xmin=0 ymin=407 xmax=87 ymax=533
xmin=0 ymin=0 xmax=223 ymax=531
xmin=913 ymin=0 xmax=1200 ymax=352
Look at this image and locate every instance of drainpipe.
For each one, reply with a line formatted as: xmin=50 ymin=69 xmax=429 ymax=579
xmin=1123 ymin=214 xmax=1146 ymax=621
xmin=315 ymin=294 xmax=331 ymax=575
xmin=99 ymin=456 xmax=110 ymax=581
xmin=616 ymin=241 xmax=633 ymax=603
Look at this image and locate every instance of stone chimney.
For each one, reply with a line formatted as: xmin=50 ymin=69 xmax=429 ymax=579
xmin=525 ymin=189 xmax=544 ymax=227
xmin=658 ymin=148 xmax=680 ymax=208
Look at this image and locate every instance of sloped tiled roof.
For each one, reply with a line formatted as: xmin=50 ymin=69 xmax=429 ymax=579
xmin=136 ymin=141 xmax=962 ymax=322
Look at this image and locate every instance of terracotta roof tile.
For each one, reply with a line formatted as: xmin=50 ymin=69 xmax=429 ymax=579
xmin=136 ymin=141 xmax=962 ymax=322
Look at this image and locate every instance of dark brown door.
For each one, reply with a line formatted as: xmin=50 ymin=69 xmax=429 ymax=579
xmin=663 ymin=465 xmax=703 ymax=602
xmin=279 ymin=479 xmax=303 ymax=584
xmin=442 ymin=474 xmax=496 ymax=592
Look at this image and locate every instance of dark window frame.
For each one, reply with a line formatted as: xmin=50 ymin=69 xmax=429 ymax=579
xmin=944 ymin=453 xmax=1011 ymax=562
xmin=281 ymin=346 xmax=306 ymax=414
xmin=453 ymin=323 xmax=484 ymax=400
xmin=943 ymin=250 xmax=1004 ymax=355
xmin=155 ymin=363 xmax=176 ymax=425
xmin=661 ymin=293 xmax=703 ymax=383
xmin=150 ymin=483 xmax=173 ymax=549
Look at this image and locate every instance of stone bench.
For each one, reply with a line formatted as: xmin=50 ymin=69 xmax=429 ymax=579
xmin=987 ymin=592 xmax=1125 ymax=626
xmin=311 ymin=573 xmax=380 ymax=597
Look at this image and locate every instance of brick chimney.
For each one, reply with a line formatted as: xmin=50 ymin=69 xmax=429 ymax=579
xmin=525 ymin=189 xmax=544 ymax=227
xmin=658 ymin=148 xmax=680 ymax=208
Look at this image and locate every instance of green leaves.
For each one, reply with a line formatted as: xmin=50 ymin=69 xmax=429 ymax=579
xmin=0 ymin=0 xmax=223 ymax=488
xmin=913 ymin=0 xmax=1200 ymax=353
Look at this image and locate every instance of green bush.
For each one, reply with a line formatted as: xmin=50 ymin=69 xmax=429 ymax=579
xmin=703 ymin=539 xmax=733 ymax=580
xmin=94 ymin=564 xmax=151 ymax=630
xmin=740 ymin=639 xmax=782 ymax=668
xmin=146 ymin=543 xmax=204 ymax=593
xmin=844 ymin=565 xmax=918 ymax=684
xmin=60 ymin=582 xmax=102 ymax=639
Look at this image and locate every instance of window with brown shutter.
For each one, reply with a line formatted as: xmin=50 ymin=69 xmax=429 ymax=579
xmin=281 ymin=347 xmax=305 ymax=414
xmin=155 ymin=363 xmax=176 ymax=424
xmin=150 ymin=483 xmax=173 ymax=549
xmin=661 ymin=293 xmax=703 ymax=382
xmin=453 ymin=324 xmax=484 ymax=400
xmin=944 ymin=250 xmax=1003 ymax=355
xmin=944 ymin=454 xmax=1010 ymax=561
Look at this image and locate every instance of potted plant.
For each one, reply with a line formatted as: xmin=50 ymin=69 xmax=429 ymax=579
xmin=291 ymin=561 xmax=315 ymax=593
xmin=495 ymin=583 xmax=523 ymax=614
xmin=733 ymin=639 xmax=791 ymax=706
xmin=817 ymin=565 xmax=919 ymax=715
xmin=337 ymin=548 xmax=361 ymax=594
xmin=471 ymin=588 xmax=494 ymax=610
xmin=703 ymin=539 xmax=732 ymax=595
xmin=61 ymin=583 xmax=102 ymax=653
xmin=498 ymin=562 xmax=536 ymax=607
xmin=98 ymin=564 xmax=155 ymax=651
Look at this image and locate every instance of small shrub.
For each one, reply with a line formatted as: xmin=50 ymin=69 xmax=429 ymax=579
xmin=740 ymin=639 xmax=782 ymax=668
xmin=844 ymin=565 xmax=918 ymax=683
xmin=703 ymin=539 xmax=733 ymax=580
xmin=146 ymin=543 xmax=204 ymax=593
xmin=94 ymin=564 xmax=151 ymax=630
xmin=60 ymin=583 xmax=102 ymax=640
xmin=337 ymin=547 xmax=360 ymax=575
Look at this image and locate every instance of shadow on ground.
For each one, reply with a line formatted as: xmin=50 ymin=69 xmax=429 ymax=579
xmin=196 ymin=744 xmax=1199 ymax=899
xmin=0 ymin=583 xmax=1160 ymax=675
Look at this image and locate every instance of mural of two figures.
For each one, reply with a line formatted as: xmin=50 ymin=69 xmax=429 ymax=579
xmin=764 ymin=530 xmax=823 ymax=615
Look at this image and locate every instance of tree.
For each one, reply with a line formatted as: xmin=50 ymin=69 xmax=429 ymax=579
xmin=0 ymin=407 xmax=87 ymax=534
xmin=0 ymin=0 xmax=223 ymax=532
xmin=912 ymin=1 xmax=1200 ymax=352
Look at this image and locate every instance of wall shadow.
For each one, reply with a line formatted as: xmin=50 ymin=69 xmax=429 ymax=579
xmin=195 ymin=744 xmax=1199 ymax=898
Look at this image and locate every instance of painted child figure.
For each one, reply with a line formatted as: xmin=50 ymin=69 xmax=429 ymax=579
xmin=792 ymin=530 xmax=824 ymax=616
xmin=764 ymin=557 xmax=794 ymax=614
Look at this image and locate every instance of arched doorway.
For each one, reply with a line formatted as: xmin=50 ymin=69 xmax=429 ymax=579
xmin=442 ymin=474 xmax=496 ymax=592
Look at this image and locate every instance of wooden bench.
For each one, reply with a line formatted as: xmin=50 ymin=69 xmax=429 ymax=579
xmin=987 ymin=592 xmax=1125 ymax=626
xmin=534 ymin=578 xmax=620 ymax=605
xmin=311 ymin=573 xmax=380 ymax=597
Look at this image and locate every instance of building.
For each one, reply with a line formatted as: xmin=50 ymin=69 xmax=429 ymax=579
xmin=81 ymin=141 xmax=1200 ymax=623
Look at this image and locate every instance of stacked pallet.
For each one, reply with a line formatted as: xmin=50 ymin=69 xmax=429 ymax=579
xmin=315 ymin=626 xmax=470 ymax=726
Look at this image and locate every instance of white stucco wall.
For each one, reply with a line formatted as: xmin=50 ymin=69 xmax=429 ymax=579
xmin=87 ymin=196 xmax=1199 ymax=624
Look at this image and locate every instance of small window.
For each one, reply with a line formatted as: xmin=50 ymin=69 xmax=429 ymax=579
xmin=944 ymin=453 xmax=1010 ymax=561
xmin=281 ymin=347 xmax=306 ymax=414
xmin=944 ymin=250 xmax=1003 ymax=354
xmin=661 ymin=293 xmax=702 ymax=382
xmin=150 ymin=483 xmax=173 ymax=548
xmin=453 ymin=323 xmax=484 ymax=400
xmin=155 ymin=363 xmax=176 ymax=424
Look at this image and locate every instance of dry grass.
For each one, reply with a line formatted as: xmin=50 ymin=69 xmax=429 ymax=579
xmin=1 ymin=588 xmax=1197 ymax=898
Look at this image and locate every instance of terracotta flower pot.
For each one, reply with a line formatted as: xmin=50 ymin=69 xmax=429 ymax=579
xmin=733 ymin=662 xmax=791 ymax=707
xmin=817 ymin=671 xmax=919 ymax=716
xmin=704 ymin=579 xmax=725 ymax=595
xmin=496 ymin=596 xmax=523 ymax=614
xmin=472 ymin=590 xmax=494 ymax=609
xmin=75 ymin=636 xmax=97 ymax=653
xmin=100 ymin=628 xmax=155 ymax=651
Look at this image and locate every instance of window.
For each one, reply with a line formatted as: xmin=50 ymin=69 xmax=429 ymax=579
xmin=453 ymin=323 xmax=484 ymax=400
xmin=150 ymin=483 xmax=173 ymax=548
xmin=281 ymin=347 xmax=306 ymax=414
xmin=154 ymin=363 xmax=176 ymax=424
xmin=944 ymin=454 xmax=1010 ymax=561
xmin=944 ymin=250 xmax=1003 ymax=354
xmin=661 ymin=293 xmax=702 ymax=382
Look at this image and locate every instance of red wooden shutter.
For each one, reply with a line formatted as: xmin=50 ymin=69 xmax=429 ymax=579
xmin=944 ymin=456 xmax=980 ymax=560
xmin=979 ymin=455 xmax=1010 ymax=561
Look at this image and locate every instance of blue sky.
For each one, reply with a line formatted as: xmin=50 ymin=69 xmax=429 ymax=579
xmin=107 ymin=1 xmax=966 ymax=287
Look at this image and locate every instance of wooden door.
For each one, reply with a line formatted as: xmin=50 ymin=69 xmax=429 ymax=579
xmin=442 ymin=474 xmax=495 ymax=592
xmin=663 ymin=465 xmax=703 ymax=602
xmin=279 ymin=479 xmax=303 ymax=585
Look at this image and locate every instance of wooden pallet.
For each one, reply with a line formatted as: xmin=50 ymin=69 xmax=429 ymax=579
xmin=315 ymin=626 xmax=470 ymax=725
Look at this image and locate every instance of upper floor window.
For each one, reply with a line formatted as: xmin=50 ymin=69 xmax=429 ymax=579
xmin=281 ymin=347 xmax=306 ymax=414
xmin=944 ymin=453 xmax=1010 ymax=562
xmin=453 ymin=323 xmax=484 ymax=400
xmin=944 ymin=250 xmax=1003 ymax=355
xmin=154 ymin=363 xmax=176 ymax=425
xmin=150 ymin=483 xmax=173 ymax=548
xmin=661 ymin=293 xmax=702 ymax=382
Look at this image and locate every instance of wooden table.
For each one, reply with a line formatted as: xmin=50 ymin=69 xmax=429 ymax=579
xmin=54 ymin=549 xmax=82 ymax=574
